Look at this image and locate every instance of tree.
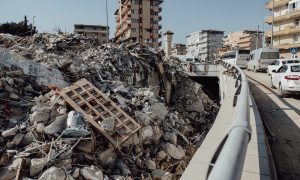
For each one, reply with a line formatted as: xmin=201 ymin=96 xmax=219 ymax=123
xmin=0 ymin=15 xmax=38 ymax=36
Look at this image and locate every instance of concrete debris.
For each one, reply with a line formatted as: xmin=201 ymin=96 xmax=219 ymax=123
xmin=38 ymin=166 xmax=66 ymax=180
xmin=30 ymin=158 xmax=47 ymax=176
xmin=163 ymin=143 xmax=185 ymax=160
xmin=44 ymin=114 xmax=67 ymax=135
xmin=80 ymin=166 xmax=103 ymax=180
xmin=152 ymin=169 xmax=173 ymax=180
xmin=0 ymin=32 xmax=219 ymax=179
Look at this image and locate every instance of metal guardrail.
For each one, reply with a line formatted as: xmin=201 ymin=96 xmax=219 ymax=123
xmin=206 ymin=61 xmax=252 ymax=180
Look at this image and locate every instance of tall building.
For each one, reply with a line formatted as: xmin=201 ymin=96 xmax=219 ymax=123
xmin=186 ymin=30 xmax=224 ymax=61
xmin=114 ymin=0 xmax=163 ymax=48
xmin=265 ymin=0 xmax=300 ymax=58
xmin=74 ymin=24 xmax=109 ymax=43
xmin=223 ymin=30 xmax=263 ymax=51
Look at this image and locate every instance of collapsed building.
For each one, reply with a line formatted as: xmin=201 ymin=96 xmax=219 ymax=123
xmin=0 ymin=33 xmax=218 ymax=180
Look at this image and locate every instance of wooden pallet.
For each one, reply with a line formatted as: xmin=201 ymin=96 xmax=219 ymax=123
xmin=58 ymin=78 xmax=141 ymax=147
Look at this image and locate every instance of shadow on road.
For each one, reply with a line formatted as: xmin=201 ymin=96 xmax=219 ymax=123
xmin=247 ymin=75 xmax=300 ymax=117
xmin=248 ymin=80 xmax=300 ymax=180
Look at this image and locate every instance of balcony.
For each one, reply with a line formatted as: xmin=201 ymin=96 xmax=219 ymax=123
xmin=273 ymin=42 xmax=300 ymax=49
xmin=265 ymin=0 xmax=290 ymax=10
xmin=265 ymin=16 xmax=273 ymax=24
xmin=268 ymin=8 xmax=300 ymax=23
xmin=158 ymin=24 xmax=162 ymax=30
xmin=273 ymin=26 xmax=300 ymax=36
xmin=238 ymin=37 xmax=252 ymax=44
xmin=158 ymin=16 xmax=162 ymax=21
xmin=159 ymin=7 xmax=162 ymax=12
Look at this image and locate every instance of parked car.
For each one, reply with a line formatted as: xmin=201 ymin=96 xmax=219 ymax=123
xmin=247 ymin=48 xmax=280 ymax=72
xmin=270 ymin=63 xmax=300 ymax=97
xmin=267 ymin=59 xmax=300 ymax=75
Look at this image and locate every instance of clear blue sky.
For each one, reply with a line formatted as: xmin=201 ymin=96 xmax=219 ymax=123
xmin=0 ymin=0 xmax=271 ymax=44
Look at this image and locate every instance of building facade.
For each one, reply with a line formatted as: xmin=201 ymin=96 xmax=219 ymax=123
xmin=74 ymin=24 xmax=109 ymax=43
xmin=172 ymin=43 xmax=187 ymax=56
xmin=114 ymin=0 xmax=163 ymax=48
xmin=186 ymin=30 xmax=224 ymax=61
xmin=265 ymin=0 xmax=300 ymax=58
xmin=223 ymin=30 xmax=263 ymax=51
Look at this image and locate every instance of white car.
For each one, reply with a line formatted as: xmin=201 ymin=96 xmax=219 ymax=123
xmin=270 ymin=63 xmax=300 ymax=97
xmin=267 ymin=59 xmax=300 ymax=75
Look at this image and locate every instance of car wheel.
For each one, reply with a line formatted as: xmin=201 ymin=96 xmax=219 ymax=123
xmin=270 ymin=78 xmax=275 ymax=89
xmin=278 ymin=83 xmax=287 ymax=98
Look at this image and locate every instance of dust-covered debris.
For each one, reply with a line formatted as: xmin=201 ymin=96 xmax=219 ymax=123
xmin=0 ymin=32 xmax=219 ymax=179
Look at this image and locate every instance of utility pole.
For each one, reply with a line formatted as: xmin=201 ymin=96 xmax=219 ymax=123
xmin=271 ymin=0 xmax=274 ymax=48
xmin=106 ymin=0 xmax=109 ymax=44
xmin=256 ymin=25 xmax=259 ymax=50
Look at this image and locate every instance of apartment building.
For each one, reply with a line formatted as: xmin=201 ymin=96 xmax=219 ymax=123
xmin=114 ymin=0 xmax=163 ymax=48
xmin=265 ymin=0 xmax=300 ymax=58
xmin=74 ymin=24 xmax=109 ymax=43
xmin=186 ymin=30 xmax=224 ymax=61
xmin=223 ymin=30 xmax=263 ymax=51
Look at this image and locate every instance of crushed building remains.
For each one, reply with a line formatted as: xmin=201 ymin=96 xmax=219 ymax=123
xmin=0 ymin=33 xmax=218 ymax=180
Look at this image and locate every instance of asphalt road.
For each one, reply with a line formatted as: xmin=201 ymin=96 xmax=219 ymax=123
xmin=244 ymin=70 xmax=300 ymax=180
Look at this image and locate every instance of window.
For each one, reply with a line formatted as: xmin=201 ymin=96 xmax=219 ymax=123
xmin=131 ymin=9 xmax=139 ymax=14
xmin=152 ymin=20 xmax=158 ymax=24
xmin=151 ymin=12 xmax=159 ymax=16
xmin=131 ymin=28 xmax=138 ymax=32
xmin=293 ymin=35 xmax=299 ymax=43
xmin=278 ymin=65 xmax=288 ymax=73
xmin=132 ymin=19 xmax=140 ymax=23
xmin=131 ymin=0 xmax=140 ymax=4
xmin=153 ymin=29 xmax=159 ymax=33
xmin=260 ymin=52 xmax=280 ymax=59
xmin=291 ymin=65 xmax=300 ymax=72
xmin=295 ymin=19 xmax=300 ymax=27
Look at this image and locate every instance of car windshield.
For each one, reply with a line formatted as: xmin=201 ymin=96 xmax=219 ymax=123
xmin=223 ymin=52 xmax=236 ymax=59
xmin=291 ymin=65 xmax=300 ymax=72
xmin=238 ymin=50 xmax=250 ymax=54
xmin=260 ymin=52 xmax=280 ymax=59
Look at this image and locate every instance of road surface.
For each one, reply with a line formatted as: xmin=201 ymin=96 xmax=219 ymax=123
xmin=245 ymin=70 xmax=300 ymax=180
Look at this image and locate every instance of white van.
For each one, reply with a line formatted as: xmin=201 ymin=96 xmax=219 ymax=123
xmin=247 ymin=48 xmax=280 ymax=72
xmin=222 ymin=49 xmax=250 ymax=69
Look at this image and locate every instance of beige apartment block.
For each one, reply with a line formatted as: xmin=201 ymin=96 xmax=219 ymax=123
xmin=223 ymin=30 xmax=263 ymax=51
xmin=74 ymin=24 xmax=109 ymax=43
xmin=265 ymin=0 xmax=300 ymax=58
xmin=114 ymin=0 xmax=163 ymax=48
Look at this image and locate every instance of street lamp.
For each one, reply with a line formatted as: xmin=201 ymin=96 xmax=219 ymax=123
xmin=106 ymin=0 xmax=109 ymax=44
xmin=271 ymin=0 xmax=274 ymax=48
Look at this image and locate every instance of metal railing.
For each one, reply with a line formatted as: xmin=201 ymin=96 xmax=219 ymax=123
xmin=206 ymin=61 xmax=252 ymax=180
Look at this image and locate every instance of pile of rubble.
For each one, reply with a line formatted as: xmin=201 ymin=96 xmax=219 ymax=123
xmin=0 ymin=33 xmax=218 ymax=180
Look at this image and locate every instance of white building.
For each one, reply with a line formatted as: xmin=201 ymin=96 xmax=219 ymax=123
xmin=186 ymin=29 xmax=224 ymax=61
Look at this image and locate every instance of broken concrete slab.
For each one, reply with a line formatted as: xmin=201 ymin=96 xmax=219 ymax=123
xmin=44 ymin=114 xmax=67 ymax=135
xmin=162 ymin=143 xmax=185 ymax=160
xmin=0 ymin=49 xmax=69 ymax=88
xmin=38 ymin=166 xmax=66 ymax=180
xmin=80 ymin=166 xmax=103 ymax=180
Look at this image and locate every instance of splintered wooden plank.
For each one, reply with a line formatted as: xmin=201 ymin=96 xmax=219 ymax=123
xmin=58 ymin=78 xmax=141 ymax=147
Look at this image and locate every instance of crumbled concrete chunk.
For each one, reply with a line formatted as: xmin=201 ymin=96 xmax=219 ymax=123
xmin=80 ymin=166 xmax=103 ymax=180
xmin=162 ymin=143 xmax=185 ymax=160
